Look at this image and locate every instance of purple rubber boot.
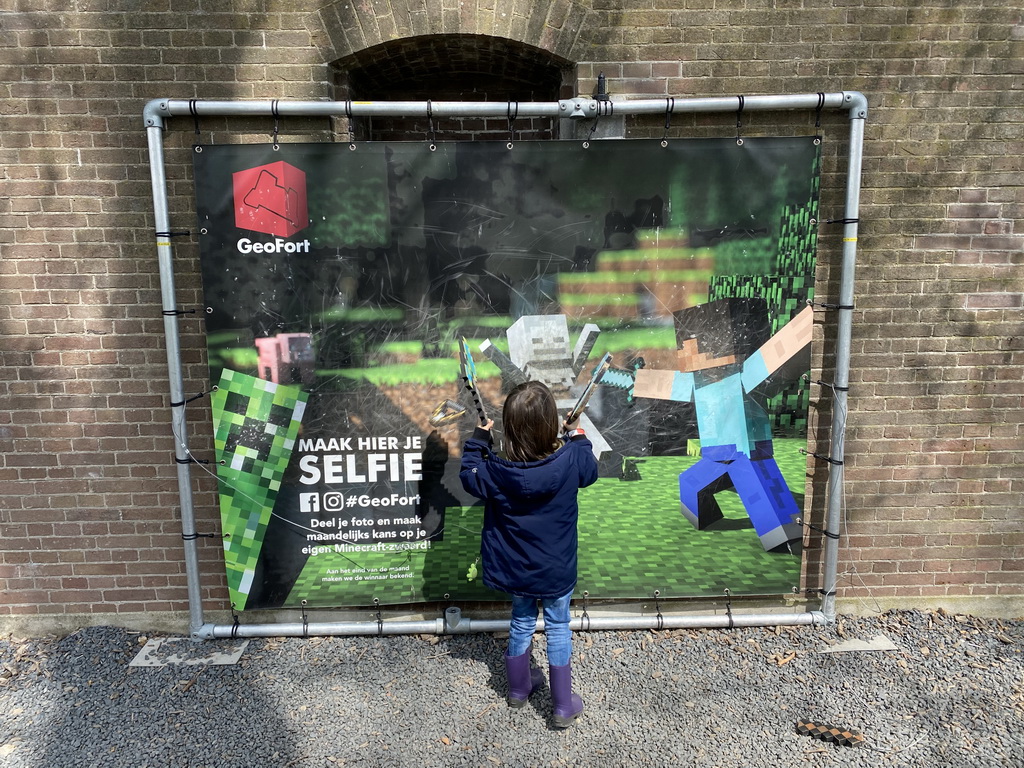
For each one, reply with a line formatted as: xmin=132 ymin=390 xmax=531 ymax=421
xmin=505 ymin=648 xmax=545 ymax=707
xmin=548 ymin=662 xmax=584 ymax=728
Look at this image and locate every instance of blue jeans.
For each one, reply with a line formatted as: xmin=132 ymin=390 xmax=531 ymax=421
xmin=508 ymin=590 xmax=573 ymax=667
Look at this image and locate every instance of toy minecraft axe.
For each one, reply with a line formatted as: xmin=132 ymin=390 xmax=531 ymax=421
xmin=566 ymin=352 xmax=612 ymax=424
xmin=459 ymin=337 xmax=488 ymax=427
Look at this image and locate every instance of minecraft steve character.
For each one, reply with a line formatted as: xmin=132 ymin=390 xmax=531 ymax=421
xmin=631 ymin=297 xmax=814 ymax=553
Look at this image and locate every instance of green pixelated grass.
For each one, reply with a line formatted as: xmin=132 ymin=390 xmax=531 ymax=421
xmin=559 ymin=269 xmax=714 ymax=284
xmin=284 ymin=439 xmax=806 ymax=607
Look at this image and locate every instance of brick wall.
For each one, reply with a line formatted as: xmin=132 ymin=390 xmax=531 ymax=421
xmin=1 ymin=0 xmax=1021 ymax=633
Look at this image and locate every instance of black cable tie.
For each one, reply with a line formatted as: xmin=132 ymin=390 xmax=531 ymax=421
xmin=271 ymin=99 xmax=280 ymax=147
xmin=181 ymin=531 xmax=220 ymax=541
xmin=343 ymin=101 xmax=355 ymax=144
xmin=735 ymin=95 xmax=744 ymax=140
xmin=818 ymin=588 xmax=837 ymax=598
xmin=815 ymin=92 xmax=825 ymax=130
xmin=653 ymin=590 xmax=664 ymax=631
xmin=579 ymin=590 xmax=591 ymax=632
xmin=799 ymin=448 xmax=844 ymax=466
xmin=588 ymin=115 xmax=600 ymax=140
xmin=796 ymin=516 xmax=840 ymax=541
xmin=507 ymin=101 xmax=518 ymax=143
xmin=300 ymin=599 xmax=309 ymax=638
xmin=724 ymin=588 xmax=734 ymax=629
xmin=809 ymin=523 xmax=841 ymax=541
xmin=807 ymin=300 xmax=855 ymax=311
xmin=662 ymin=97 xmax=675 ymax=141
xmin=170 ymin=391 xmax=207 ymax=408
xmin=426 ymin=100 xmax=435 ymax=145
xmin=162 ymin=308 xmax=197 ymax=317
xmin=813 ymin=379 xmax=850 ymax=392
xmin=229 ymin=603 xmax=241 ymax=638
xmin=155 ymin=230 xmax=191 ymax=238
xmin=175 ymin=455 xmax=209 ymax=465
xmin=189 ymin=99 xmax=200 ymax=136
xmin=374 ymin=597 xmax=383 ymax=637
xmin=825 ymin=217 xmax=859 ymax=225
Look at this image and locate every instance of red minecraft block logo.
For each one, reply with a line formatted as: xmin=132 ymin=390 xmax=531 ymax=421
xmin=232 ymin=161 xmax=308 ymax=238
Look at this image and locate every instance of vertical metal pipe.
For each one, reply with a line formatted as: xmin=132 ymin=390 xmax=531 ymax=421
xmin=146 ymin=121 xmax=207 ymax=635
xmin=820 ymin=93 xmax=867 ymax=620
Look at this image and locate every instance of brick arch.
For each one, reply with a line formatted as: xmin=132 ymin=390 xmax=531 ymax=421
xmin=306 ymin=0 xmax=594 ymax=65
xmin=337 ymin=35 xmax=573 ymax=102
xmin=331 ymin=35 xmax=573 ymax=140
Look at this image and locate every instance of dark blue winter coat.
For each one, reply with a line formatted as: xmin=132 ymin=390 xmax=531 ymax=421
xmin=459 ymin=426 xmax=599 ymax=599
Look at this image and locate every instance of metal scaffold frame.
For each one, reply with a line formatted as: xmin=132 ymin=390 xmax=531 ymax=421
xmin=143 ymin=91 xmax=867 ymax=640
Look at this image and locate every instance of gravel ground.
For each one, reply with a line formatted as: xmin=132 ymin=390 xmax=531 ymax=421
xmin=1 ymin=609 xmax=1022 ymax=767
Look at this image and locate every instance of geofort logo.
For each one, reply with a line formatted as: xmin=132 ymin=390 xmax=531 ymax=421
xmin=232 ymin=160 xmax=311 ymax=253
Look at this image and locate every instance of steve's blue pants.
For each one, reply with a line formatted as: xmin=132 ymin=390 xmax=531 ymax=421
xmin=679 ymin=454 xmax=800 ymax=549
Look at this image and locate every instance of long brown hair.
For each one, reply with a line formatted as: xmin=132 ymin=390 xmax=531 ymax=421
xmin=502 ymin=380 xmax=560 ymax=463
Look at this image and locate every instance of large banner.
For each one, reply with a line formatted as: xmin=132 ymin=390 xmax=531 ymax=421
xmin=192 ymin=138 xmax=820 ymax=610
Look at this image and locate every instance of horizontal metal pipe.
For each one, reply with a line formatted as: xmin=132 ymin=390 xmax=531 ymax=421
xmin=202 ymin=618 xmax=447 ymax=639
xmin=592 ymin=92 xmax=851 ymax=115
xmin=199 ymin=610 xmax=823 ymax=639
xmin=144 ymin=92 xmax=862 ymax=128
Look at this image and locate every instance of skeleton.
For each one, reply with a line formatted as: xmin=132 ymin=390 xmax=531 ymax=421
xmin=480 ymin=315 xmax=611 ymax=458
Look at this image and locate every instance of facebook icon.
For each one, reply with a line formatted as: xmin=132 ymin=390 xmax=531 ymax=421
xmin=299 ymin=492 xmax=320 ymax=513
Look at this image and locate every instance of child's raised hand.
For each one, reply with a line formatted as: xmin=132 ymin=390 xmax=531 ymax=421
xmin=481 ymin=418 xmax=495 ymax=431
xmin=563 ymin=414 xmax=580 ymax=432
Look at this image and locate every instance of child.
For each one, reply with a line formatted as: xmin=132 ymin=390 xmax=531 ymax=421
xmin=460 ymin=380 xmax=599 ymax=728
